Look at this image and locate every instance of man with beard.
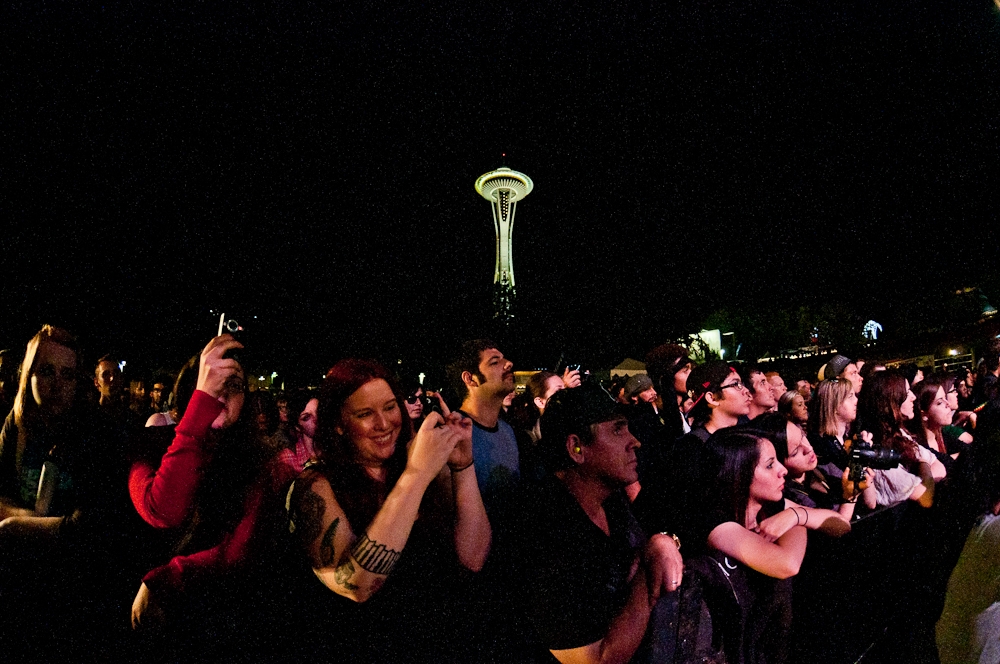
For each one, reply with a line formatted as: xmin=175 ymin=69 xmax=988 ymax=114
xmin=450 ymin=339 xmax=520 ymax=515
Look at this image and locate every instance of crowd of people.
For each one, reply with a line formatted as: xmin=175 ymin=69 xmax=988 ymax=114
xmin=2 ymin=325 xmax=1000 ymax=663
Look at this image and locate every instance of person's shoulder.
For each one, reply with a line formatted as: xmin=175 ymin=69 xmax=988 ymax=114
xmin=145 ymin=412 xmax=169 ymax=427
xmin=672 ymin=432 xmax=707 ymax=455
xmin=511 ymin=476 xmax=570 ymax=521
xmin=497 ymin=417 xmax=517 ymax=438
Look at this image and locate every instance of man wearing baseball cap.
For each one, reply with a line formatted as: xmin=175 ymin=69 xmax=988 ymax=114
xmin=511 ymin=383 xmax=683 ymax=663
xmin=818 ymin=354 xmax=863 ymax=394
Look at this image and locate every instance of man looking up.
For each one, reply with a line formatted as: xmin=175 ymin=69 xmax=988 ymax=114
xmin=766 ymin=371 xmax=787 ymax=402
xmin=513 ymin=383 xmax=683 ymax=664
xmin=448 ymin=339 xmax=520 ymax=515
xmin=738 ymin=366 xmax=776 ymax=419
xmin=818 ymin=354 xmax=864 ymax=395
xmin=795 ymin=378 xmax=813 ymax=403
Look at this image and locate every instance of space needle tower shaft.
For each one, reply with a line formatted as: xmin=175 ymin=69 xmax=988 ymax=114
xmin=474 ymin=167 xmax=534 ymax=291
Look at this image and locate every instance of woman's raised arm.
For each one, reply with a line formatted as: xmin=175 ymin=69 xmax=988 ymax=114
xmin=708 ymin=521 xmax=807 ymax=580
xmin=290 ymin=413 xmax=461 ymax=602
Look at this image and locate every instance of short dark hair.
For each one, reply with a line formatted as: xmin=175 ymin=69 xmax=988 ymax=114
xmin=735 ymin=365 xmax=765 ymax=396
xmin=447 ymin=339 xmax=497 ymax=399
xmin=686 ymin=361 xmax=736 ymax=428
xmin=95 ymin=354 xmax=120 ymax=374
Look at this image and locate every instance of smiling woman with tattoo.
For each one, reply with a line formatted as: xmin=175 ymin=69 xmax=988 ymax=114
xmin=285 ymin=359 xmax=491 ymax=662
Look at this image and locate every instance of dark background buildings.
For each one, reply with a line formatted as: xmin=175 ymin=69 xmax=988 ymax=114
xmin=3 ymin=1 xmax=999 ymax=385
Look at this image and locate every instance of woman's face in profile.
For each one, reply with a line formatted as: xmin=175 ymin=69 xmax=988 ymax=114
xmin=750 ymin=439 xmax=787 ymax=504
xmin=836 ymin=391 xmax=858 ymax=424
xmin=899 ymin=381 xmax=916 ymax=421
xmin=339 ymin=379 xmax=403 ymax=467
xmin=30 ymin=341 xmax=77 ymax=416
xmin=298 ymin=398 xmax=319 ymax=439
xmin=212 ymin=372 xmax=246 ymax=430
xmin=673 ymin=362 xmax=692 ymax=395
xmin=791 ymin=395 xmax=808 ymax=422
xmin=926 ymin=387 xmax=953 ymax=428
xmin=783 ymin=423 xmax=817 ymax=477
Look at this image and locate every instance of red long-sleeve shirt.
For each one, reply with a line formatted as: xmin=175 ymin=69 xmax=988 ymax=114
xmin=128 ymin=390 xmax=223 ymax=529
xmin=132 ymin=389 xmax=296 ymax=597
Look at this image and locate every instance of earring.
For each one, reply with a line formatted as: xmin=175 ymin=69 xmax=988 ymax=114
xmin=574 ymin=446 xmax=581 ymax=454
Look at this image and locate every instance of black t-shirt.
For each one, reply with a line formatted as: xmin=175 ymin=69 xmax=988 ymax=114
xmin=634 ymin=427 xmax=709 ymax=542
xmin=512 ymin=476 xmax=645 ymax=652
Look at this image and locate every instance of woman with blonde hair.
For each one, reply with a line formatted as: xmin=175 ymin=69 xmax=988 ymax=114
xmin=0 ymin=324 xmax=81 ymax=523
xmin=0 ymin=325 xmax=130 ymax=659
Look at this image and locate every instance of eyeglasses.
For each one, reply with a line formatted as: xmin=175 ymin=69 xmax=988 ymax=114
xmin=720 ymin=380 xmax=746 ymax=392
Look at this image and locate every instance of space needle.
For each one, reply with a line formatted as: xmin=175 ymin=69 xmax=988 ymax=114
xmin=474 ymin=166 xmax=533 ymax=322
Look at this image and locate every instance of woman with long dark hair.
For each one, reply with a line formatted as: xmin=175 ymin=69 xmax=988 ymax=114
xmin=907 ymin=375 xmax=973 ymax=471
xmin=285 ymin=358 xmax=490 ymax=662
xmin=692 ymin=429 xmax=847 ymax=664
xmin=506 ymin=370 xmax=564 ymax=482
xmin=129 ymin=334 xmax=292 ymax=660
xmin=278 ymin=391 xmax=319 ymax=474
xmin=856 ymin=370 xmax=944 ymax=508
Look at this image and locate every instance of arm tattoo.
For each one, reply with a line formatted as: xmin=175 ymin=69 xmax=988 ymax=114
xmin=320 ymin=517 xmax=339 ymax=567
xmin=334 ymin=559 xmax=359 ymax=590
xmin=291 ymin=488 xmax=324 ymax=545
xmin=351 ymin=533 xmax=402 ymax=576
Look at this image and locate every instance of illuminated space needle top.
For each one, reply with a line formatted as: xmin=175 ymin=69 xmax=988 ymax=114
xmin=474 ymin=167 xmax=533 ymax=290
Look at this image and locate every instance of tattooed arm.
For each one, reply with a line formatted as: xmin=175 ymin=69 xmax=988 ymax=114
xmin=290 ymin=412 xmax=464 ymax=602
xmin=291 ymin=473 xmax=426 ymax=602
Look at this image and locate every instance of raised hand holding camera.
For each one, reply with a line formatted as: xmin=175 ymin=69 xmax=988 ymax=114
xmin=196 ymin=335 xmax=245 ymax=399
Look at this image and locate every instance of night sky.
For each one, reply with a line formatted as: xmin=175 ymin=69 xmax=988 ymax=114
xmin=3 ymin=1 xmax=999 ymax=385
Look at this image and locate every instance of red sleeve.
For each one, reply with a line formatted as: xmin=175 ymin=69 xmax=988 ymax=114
xmin=128 ymin=390 xmax=224 ymax=528
xmin=142 ymin=483 xmax=265 ymax=597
